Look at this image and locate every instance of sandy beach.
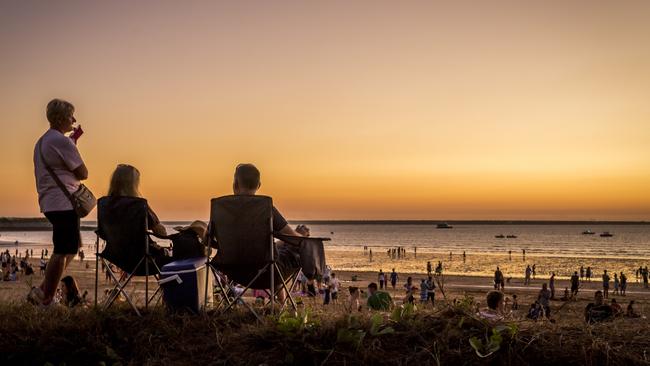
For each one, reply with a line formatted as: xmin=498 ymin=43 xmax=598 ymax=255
xmin=3 ymin=253 xmax=650 ymax=326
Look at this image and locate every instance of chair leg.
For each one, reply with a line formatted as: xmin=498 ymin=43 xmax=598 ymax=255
xmin=278 ymin=269 xmax=301 ymax=311
xmin=101 ymin=257 xmax=150 ymax=316
xmin=209 ymin=266 xmax=233 ymax=310
xmin=273 ymin=264 xmax=298 ymax=312
xmin=94 ymin=236 xmax=100 ymax=307
xmin=221 ymin=265 xmax=270 ymax=315
xmin=102 ymin=260 xmax=141 ymax=316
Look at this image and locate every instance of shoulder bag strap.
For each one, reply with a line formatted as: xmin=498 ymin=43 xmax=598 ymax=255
xmin=38 ymin=138 xmax=76 ymax=206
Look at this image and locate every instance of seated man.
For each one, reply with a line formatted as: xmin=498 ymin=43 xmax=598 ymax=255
xmin=232 ymin=163 xmax=309 ymax=280
xmin=478 ymin=290 xmax=506 ymax=322
xmin=585 ymin=290 xmax=613 ymax=323
xmin=367 ymin=282 xmax=393 ymax=310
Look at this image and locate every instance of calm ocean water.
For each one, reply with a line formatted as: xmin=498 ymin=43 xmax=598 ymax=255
xmin=2 ymin=224 xmax=650 ymax=260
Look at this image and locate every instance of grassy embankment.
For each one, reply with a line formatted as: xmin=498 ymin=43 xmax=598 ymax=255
xmin=1 ymin=295 xmax=648 ymax=366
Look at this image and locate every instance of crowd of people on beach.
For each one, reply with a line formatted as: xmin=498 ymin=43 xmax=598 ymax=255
xmin=10 ymin=98 xmax=650 ymax=324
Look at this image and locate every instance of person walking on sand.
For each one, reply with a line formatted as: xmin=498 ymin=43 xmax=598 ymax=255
xmin=613 ymin=273 xmax=619 ymax=295
xmin=602 ymin=270 xmax=610 ymax=299
xmin=549 ymin=272 xmax=556 ymax=299
xmin=426 ymin=276 xmax=435 ymax=306
xmin=522 ymin=249 xmax=526 ymax=261
xmin=427 ymin=261 xmax=432 ymax=276
xmin=28 ymin=99 xmax=89 ymax=306
xmin=570 ymin=271 xmax=580 ymax=299
xmin=532 ymin=264 xmax=536 ymax=279
xmin=390 ymin=268 xmax=398 ymax=290
xmin=580 ymin=266 xmax=584 ymax=281
xmin=378 ymin=269 xmax=385 ymax=290
xmin=508 ymin=250 xmax=512 ymax=261
xmin=524 ymin=265 xmax=532 ymax=285
xmin=494 ymin=266 xmax=504 ymax=290
xmin=620 ymin=272 xmax=627 ymax=296
xmin=586 ymin=266 xmax=592 ymax=282
xmin=643 ymin=267 xmax=649 ymax=289
xmin=463 ymin=251 xmax=466 ymax=263
xmin=537 ymin=283 xmax=552 ymax=317
xmin=404 ymin=276 xmax=414 ymax=293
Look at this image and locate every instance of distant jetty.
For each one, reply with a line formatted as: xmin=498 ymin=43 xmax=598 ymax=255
xmin=0 ymin=217 xmax=95 ymax=231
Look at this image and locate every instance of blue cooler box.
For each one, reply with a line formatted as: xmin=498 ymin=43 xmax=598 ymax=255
xmin=159 ymin=257 xmax=213 ymax=313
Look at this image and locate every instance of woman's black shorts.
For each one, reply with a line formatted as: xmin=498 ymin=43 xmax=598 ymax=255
xmin=44 ymin=210 xmax=81 ymax=255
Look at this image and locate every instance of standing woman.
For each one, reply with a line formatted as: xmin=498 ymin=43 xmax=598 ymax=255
xmin=29 ymin=99 xmax=88 ymax=306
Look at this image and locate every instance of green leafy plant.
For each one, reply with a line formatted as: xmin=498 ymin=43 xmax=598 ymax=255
xmin=390 ymin=302 xmax=416 ymax=322
xmin=276 ymin=309 xmax=312 ymax=335
xmin=469 ymin=324 xmax=517 ymax=358
xmin=369 ymin=313 xmax=394 ymax=336
xmin=336 ymin=328 xmax=366 ymax=349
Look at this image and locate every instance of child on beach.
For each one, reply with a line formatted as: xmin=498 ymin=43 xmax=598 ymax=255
xmin=626 ymin=300 xmax=640 ymax=318
xmin=322 ymin=278 xmax=331 ymax=305
xmin=347 ymin=286 xmax=361 ymax=312
xmin=419 ymin=279 xmax=428 ymax=304
xmin=478 ymin=291 xmax=507 ymax=322
xmin=330 ymin=273 xmax=340 ymax=304
xmin=60 ymin=275 xmax=84 ymax=307
xmin=511 ymin=294 xmax=519 ymax=310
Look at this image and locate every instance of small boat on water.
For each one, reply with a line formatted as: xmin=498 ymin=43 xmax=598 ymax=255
xmin=506 ymin=235 xmax=517 ymax=239
xmin=436 ymin=223 xmax=453 ymax=229
xmin=600 ymin=231 xmax=614 ymax=237
xmin=582 ymin=229 xmax=595 ymax=235
xmin=495 ymin=234 xmax=505 ymax=238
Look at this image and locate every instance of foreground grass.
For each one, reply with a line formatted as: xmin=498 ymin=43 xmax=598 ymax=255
xmin=1 ymin=299 xmax=649 ymax=366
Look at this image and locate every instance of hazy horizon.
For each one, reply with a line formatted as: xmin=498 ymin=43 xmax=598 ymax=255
xmin=1 ymin=1 xmax=649 ymax=221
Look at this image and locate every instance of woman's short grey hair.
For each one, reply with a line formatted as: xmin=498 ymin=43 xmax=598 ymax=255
xmin=46 ymin=98 xmax=75 ymax=126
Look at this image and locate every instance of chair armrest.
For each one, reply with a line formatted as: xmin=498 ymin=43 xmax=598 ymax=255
xmin=274 ymin=233 xmax=331 ymax=246
xmin=147 ymin=231 xmax=173 ymax=249
xmin=147 ymin=231 xmax=170 ymax=240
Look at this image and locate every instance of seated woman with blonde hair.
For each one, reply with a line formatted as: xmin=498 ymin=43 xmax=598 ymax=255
xmin=108 ymin=164 xmax=209 ymax=263
xmin=108 ymin=164 xmax=172 ymax=266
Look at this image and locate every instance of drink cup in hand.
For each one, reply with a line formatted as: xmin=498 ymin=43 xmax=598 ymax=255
xmin=296 ymin=224 xmax=310 ymax=237
xmin=70 ymin=125 xmax=84 ymax=143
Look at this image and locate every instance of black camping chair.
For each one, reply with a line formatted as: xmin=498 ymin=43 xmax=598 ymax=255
xmin=273 ymin=233 xmax=329 ymax=308
xmin=93 ymin=196 xmax=170 ymax=316
xmin=204 ymin=195 xmax=329 ymax=319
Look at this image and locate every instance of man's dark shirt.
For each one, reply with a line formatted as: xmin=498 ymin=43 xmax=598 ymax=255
xmin=272 ymin=206 xmax=288 ymax=232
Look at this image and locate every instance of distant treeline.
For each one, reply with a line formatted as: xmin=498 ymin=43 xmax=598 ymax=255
xmin=0 ymin=217 xmax=95 ymax=231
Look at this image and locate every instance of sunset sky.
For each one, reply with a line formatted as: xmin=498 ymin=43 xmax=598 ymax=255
xmin=1 ymin=1 xmax=649 ymax=220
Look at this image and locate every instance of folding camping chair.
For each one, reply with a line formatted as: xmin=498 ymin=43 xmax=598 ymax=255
xmin=273 ymin=233 xmax=329 ymax=308
xmin=94 ymin=196 xmax=169 ymax=316
xmin=204 ymin=195 xmax=329 ymax=319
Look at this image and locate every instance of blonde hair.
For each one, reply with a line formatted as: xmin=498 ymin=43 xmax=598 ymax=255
xmin=46 ymin=98 xmax=75 ymax=126
xmin=108 ymin=164 xmax=141 ymax=197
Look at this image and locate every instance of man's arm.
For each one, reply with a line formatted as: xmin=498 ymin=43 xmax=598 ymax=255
xmin=278 ymin=224 xmax=302 ymax=237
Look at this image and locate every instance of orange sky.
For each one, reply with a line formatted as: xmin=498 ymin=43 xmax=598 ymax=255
xmin=1 ymin=1 xmax=649 ymax=220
